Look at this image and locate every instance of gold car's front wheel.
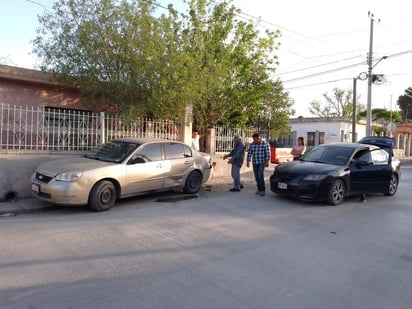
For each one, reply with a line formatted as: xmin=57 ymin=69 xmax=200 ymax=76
xmin=89 ymin=180 xmax=117 ymax=212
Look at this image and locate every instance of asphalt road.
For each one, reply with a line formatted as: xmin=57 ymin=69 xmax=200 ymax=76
xmin=1 ymin=167 xmax=412 ymax=309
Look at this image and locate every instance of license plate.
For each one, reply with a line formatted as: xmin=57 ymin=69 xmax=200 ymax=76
xmin=278 ymin=182 xmax=287 ymax=189
xmin=32 ymin=183 xmax=40 ymax=193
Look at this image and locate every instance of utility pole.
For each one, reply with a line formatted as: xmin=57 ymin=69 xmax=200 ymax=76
xmin=366 ymin=11 xmax=380 ymax=136
xmin=390 ymin=94 xmax=393 ymax=137
xmin=352 ymin=78 xmax=357 ymax=142
xmin=352 ymin=72 xmax=367 ymax=142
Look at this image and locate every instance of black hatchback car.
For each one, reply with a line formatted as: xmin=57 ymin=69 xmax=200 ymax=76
xmin=270 ymin=138 xmax=400 ymax=205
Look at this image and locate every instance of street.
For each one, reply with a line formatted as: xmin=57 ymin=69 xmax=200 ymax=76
xmin=1 ymin=167 xmax=412 ymax=309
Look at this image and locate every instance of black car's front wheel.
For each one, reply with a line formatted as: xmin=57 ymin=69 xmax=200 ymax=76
xmin=384 ymin=174 xmax=398 ymax=196
xmin=326 ymin=179 xmax=345 ymax=206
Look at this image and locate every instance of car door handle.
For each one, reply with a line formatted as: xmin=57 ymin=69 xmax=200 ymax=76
xmin=156 ymin=164 xmax=163 ymax=168
xmin=184 ymin=161 xmax=191 ymax=165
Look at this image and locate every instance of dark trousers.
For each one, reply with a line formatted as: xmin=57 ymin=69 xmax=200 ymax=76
xmin=253 ymin=163 xmax=265 ymax=192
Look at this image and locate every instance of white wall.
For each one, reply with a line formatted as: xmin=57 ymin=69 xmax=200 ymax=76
xmin=289 ymin=117 xmax=367 ymax=145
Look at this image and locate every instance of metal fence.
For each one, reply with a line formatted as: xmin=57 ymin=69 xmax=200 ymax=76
xmin=214 ymin=125 xmax=269 ymax=153
xmin=0 ymin=104 xmax=182 ymax=153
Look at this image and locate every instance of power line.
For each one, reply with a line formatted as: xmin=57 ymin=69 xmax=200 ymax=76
xmin=281 ymin=49 xmax=412 ymax=84
xmin=284 ymin=78 xmax=353 ymax=90
xmin=282 ymin=62 xmax=365 ymax=83
xmin=277 ymin=55 xmax=364 ymax=76
xmin=24 ymin=0 xmax=52 ymax=13
xmin=385 ymin=49 xmax=412 ymax=59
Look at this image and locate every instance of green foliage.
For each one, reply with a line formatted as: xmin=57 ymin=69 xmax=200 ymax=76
xmin=358 ymin=108 xmax=402 ymax=124
xmin=397 ymin=87 xmax=412 ymax=121
xmin=33 ymin=0 xmax=293 ymax=135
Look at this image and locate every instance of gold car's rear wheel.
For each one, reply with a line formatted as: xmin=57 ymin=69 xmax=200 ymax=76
xmin=89 ymin=180 xmax=117 ymax=212
xmin=184 ymin=171 xmax=202 ymax=194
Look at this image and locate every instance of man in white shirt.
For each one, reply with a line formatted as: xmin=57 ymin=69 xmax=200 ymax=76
xmin=191 ymin=130 xmax=200 ymax=152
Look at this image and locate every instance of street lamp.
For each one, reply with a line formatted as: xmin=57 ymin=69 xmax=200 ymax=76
xmin=365 ymin=55 xmax=388 ymax=136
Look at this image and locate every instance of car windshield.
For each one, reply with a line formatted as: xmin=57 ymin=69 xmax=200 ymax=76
xmin=85 ymin=141 xmax=140 ymax=163
xmin=300 ymin=145 xmax=355 ymax=165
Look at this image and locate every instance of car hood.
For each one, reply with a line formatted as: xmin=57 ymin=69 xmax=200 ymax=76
xmin=276 ymin=161 xmax=343 ymax=175
xmin=36 ymin=156 xmax=115 ymax=176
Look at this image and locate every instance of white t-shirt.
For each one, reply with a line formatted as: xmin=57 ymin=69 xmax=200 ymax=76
xmin=192 ymin=136 xmax=200 ymax=152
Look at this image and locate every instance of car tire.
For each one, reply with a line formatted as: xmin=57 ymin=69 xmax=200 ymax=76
xmin=384 ymin=174 xmax=398 ymax=196
xmin=184 ymin=171 xmax=202 ymax=194
xmin=326 ymin=179 xmax=345 ymax=206
xmin=88 ymin=180 xmax=117 ymax=212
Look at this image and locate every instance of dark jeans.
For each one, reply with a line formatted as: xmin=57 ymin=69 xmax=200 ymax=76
xmin=253 ymin=163 xmax=265 ymax=192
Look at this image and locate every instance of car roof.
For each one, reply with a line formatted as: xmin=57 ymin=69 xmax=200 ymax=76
xmin=358 ymin=136 xmax=394 ymax=148
xmin=317 ymin=142 xmax=378 ymax=150
xmin=111 ymin=137 xmax=184 ymax=144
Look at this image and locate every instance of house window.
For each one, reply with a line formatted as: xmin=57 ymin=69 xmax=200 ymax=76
xmin=307 ymin=132 xmax=325 ymax=146
xmin=44 ymin=107 xmax=93 ymax=150
xmin=307 ymin=132 xmax=315 ymax=146
xmin=319 ymin=132 xmax=325 ymax=144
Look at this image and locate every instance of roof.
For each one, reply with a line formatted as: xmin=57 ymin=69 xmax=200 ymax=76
xmin=0 ymin=64 xmax=60 ymax=86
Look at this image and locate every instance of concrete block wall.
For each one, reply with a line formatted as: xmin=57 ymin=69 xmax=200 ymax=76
xmin=0 ymin=154 xmax=77 ymax=201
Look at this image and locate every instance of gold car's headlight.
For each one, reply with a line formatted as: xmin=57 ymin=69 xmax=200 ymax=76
xmin=55 ymin=172 xmax=83 ymax=182
xmin=303 ymin=174 xmax=327 ymax=181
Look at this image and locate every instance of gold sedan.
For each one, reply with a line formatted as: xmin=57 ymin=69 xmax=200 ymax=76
xmin=32 ymin=138 xmax=213 ymax=211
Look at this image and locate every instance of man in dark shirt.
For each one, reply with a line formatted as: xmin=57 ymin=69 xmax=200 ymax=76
xmin=223 ymin=135 xmax=245 ymax=192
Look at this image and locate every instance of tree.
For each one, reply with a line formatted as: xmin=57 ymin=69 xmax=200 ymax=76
xmin=177 ymin=0 xmax=293 ymax=132
xmin=358 ymin=108 xmax=402 ymax=136
xmin=246 ymin=79 xmax=295 ymax=137
xmin=358 ymin=108 xmax=402 ymax=123
xmin=397 ymin=87 xmax=412 ymax=121
xmin=308 ymin=87 xmax=357 ymax=117
xmin=33 ymin=0 xmax=293 ymax=134
xmin=33 ymin=0 xmax=186 ymax=120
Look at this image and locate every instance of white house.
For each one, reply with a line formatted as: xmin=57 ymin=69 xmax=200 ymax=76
xmin=286 ymin=116 xmax=368 ymax=147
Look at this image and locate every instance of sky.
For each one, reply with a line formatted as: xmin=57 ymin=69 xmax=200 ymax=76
xmin=1 ymin=0 xmax=411 ymax=117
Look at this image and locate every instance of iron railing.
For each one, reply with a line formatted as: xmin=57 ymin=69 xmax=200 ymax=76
xmin=214 ymin=125 xmax=269 ymax=153
xmin=0 ymin=104 xmax=182 ymax=153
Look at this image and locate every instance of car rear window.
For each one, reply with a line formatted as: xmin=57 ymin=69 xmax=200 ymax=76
xmin=165 ymin=143 xmax=186 ymax=160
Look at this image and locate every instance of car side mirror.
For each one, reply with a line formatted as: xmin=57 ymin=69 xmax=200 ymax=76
xmin=128 ymin=157 xmax=146 ymax=164
xmin=356 ymin=160 xmax=370 ymax=167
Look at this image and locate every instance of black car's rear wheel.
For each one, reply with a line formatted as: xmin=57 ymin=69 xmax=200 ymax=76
xmin=326 ymin=179 xmax=345 ymax=206
xmin=184 ymin=171 xmax=202 ymax=194
xmin=384 ymin=174 xmax=398 ymax=196
xmin=89 ymin=180 xmax=117 ymax=212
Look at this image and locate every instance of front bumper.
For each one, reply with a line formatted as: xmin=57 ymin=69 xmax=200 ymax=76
xmin=32 ymin=173 xmax=90 ymax=205
xmin=270 ymin=174 xmax=331 ymax=202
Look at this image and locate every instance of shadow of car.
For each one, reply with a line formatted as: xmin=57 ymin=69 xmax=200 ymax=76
xmin=32 ymin=138 xmax=213 ymax=211
xmin=270 ymin=140 xmax=400 ymax=206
